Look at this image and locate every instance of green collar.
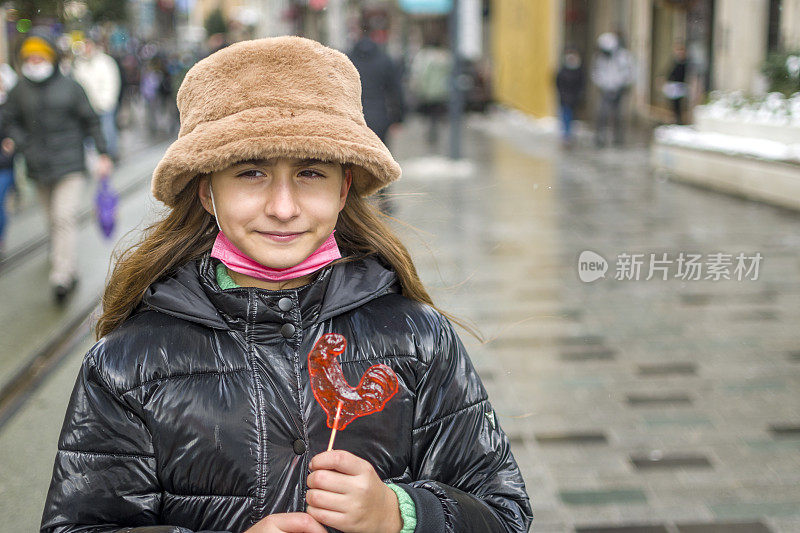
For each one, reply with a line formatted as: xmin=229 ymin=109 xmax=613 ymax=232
xmin=215 ymin=262 xmax=240 ymax=290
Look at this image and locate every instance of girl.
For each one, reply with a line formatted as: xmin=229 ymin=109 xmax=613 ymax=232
xmin=41 ymin=36 xmax=532 ymax=533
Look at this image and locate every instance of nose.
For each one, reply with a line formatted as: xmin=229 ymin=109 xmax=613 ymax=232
xmin=265 ymin=179 xmax=301 ymax=221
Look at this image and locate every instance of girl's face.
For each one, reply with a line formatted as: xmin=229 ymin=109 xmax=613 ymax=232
xmin=199 ymin=156 xmax=351 ymax=271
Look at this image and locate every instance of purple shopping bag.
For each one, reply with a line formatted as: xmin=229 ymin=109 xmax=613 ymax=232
xmin=95 ymin=175 xmax=118 ymax=239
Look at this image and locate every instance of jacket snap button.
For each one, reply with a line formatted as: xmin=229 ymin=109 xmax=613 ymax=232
xmin=278 ymin=297 xmax=293 ymax=312
xmin=292 ymin=438 xmax=306 ymax=455
xmin=280 ymin=323 xmax=296 ymax=338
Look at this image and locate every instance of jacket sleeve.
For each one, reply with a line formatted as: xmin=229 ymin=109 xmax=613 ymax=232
xmin=399 ymin=314 xmax=533 ymax=533
xmin=2 ymin=87 xmax=29 ymax=153
xmin=72 ymin=80 xmax=109 ymax=156
xmin=40 ymin=348 xmax=231 ymax=533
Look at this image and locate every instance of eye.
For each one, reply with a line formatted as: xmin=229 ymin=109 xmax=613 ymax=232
xmin=237 ymin=169 xmax=265 ymax=179
xmin=299 ymin=169 xmax=326 ymax=179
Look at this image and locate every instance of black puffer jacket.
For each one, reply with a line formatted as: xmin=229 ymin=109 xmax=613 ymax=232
xmin=41 ymin=254 xmax=533 ymax=532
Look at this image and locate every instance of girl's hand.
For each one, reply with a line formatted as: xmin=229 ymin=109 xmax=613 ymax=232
xmin=244 ymin=512 xmax=328 ymax=533
xmin=306 ymin=450 xmax=402 ymax=533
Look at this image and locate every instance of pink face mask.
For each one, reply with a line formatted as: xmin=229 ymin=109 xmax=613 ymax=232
xmin=208 ymin=184 xmax=341 ymax=282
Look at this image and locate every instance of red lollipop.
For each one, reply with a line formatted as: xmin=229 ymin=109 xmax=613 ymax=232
xmin=307 ymin=333 xmax=399 ymax=449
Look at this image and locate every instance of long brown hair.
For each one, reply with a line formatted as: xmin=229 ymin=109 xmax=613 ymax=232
xmin=96 ymin=169 xmax=475 ymax=340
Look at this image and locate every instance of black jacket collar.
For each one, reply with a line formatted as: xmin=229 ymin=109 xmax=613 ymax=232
xmin=140 ymin=253 xmax=399 ymax=331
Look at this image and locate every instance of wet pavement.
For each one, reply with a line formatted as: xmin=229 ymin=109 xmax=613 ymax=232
xmin=1 ymin=110 xmax=799 ymax=532
xmin=395 ymin=110 xmax=800 ymax=533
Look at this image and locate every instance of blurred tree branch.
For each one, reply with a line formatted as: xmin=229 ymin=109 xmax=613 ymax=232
xmin=11 ymin=0 xmax=64 ymax=21
xmin=10 ymin=0 xmax=128 ymax=23
xmin=86 ymin=0 xmax=128 ymax=23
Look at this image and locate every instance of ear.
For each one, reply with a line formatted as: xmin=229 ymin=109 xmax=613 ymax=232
xmin=339 ymin=167 xmax=353 ymax=211
xmin=197 ymin=176 xmax=215 ymax=217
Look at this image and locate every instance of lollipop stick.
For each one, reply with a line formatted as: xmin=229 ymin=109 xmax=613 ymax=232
xmin=327 ymin=400 xmax=344 ymax=451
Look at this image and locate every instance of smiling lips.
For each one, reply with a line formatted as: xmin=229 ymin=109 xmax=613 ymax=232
xmin=258 ymin=231 xmax=305 ymax=243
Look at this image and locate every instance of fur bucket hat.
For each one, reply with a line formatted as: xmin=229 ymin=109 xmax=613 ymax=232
xmin=151 ymin=36 xmax=402 ymax=207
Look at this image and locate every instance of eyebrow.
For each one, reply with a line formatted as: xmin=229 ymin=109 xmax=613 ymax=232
xmin=232 ymin=158 xmax=336 ymax=168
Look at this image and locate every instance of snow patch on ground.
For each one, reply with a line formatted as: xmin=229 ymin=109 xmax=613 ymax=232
xmin=400 ymin=156 xmax=476 ymax=180
xmin=654 ymin=125 xmax=800 ymax=164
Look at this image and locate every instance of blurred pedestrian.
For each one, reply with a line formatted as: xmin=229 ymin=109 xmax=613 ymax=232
xmin=408 ymin=32 xmax=451 ymax=147
xmin=0 ymin=132 xmax=13 ymax=258
xmin=117 ymin=50 xmax=141 ymax=129
xmin=40 ymin=36 xmax=532 ymax=533
xmin=3 ymin=31 xmax=114 ymax=304
xmin=0 ymin=61 xmax=17 ymax=258
xmin=0 ymin=61 xmax=18 ymax=93
xmin=591 ymin=32 xmax=634 ymax=147
xmin=140 ymin=56 xmax=164 ymax=134
xmin=347 ymin=11 xmax=406 ymax=214
xmin=162 ymin=53 xmax=182 ymax=134
xmin=73 ymin=38 xmax=122 ymax=160
xmin=555 ymin=46 xmax=585 ymax=147
xmin=662 ymin=42 xmax=688 ymax=125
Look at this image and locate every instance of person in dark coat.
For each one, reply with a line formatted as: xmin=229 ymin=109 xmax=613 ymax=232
xmin=663 ymin=43 xmax=688 ymax=125
xmin=40 ymin=36 xmax=532 ymax=533
xmin=347 ymin=14 xmax=405 ymax=215
xmin=555 ymin=47 xmax=585 ymax=147
xmin=3 ymin=30 xmax=113 ymax=303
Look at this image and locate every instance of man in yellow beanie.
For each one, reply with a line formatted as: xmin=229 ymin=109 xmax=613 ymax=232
xmin=3 ymin=30 xmax=114 ymax=304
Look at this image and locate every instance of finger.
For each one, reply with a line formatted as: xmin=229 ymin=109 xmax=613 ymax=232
xmin=268 ymin=512 xmax=328 ymax=533
xmin=306 ymin=488 xmax=351 ymax=513
xmin=305 ymin=505 xmax=347 ymax=531
xmin=306 ymin=468 xmax=353 ymax=494
xmin=309 ymin=449 xmax=366 ymax=475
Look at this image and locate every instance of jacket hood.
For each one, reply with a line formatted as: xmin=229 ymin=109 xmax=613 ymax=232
xmin=140 ymin=253 xmax=399 ymax=330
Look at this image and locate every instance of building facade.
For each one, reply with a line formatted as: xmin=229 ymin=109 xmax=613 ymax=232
xmin=490 ymin=0 xmax=800 ymax=123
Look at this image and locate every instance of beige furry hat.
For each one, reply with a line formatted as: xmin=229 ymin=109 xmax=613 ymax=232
xmin=151 ymin=36 xmax=402 ymax=206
